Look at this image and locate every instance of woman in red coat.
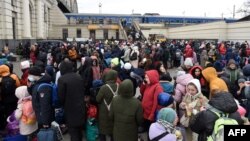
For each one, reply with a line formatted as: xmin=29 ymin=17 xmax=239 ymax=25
xmin=140 ymin=70 xmax=163 ymax=130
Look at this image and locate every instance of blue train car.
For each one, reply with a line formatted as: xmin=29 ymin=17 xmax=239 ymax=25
xmin=64 ymin=13 xmax=237 ymax=25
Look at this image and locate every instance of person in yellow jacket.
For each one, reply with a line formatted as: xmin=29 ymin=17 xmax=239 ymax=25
xmin=0 ymin=64 xmax=20 ymax=130
xmin=202 ymin=67 xmax=228 ymax=99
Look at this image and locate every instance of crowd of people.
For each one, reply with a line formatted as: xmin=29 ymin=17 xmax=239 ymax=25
xmin=0 ymin=39 xmax=250 ymax=141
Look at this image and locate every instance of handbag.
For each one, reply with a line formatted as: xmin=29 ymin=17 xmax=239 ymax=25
xmin=180 ymin=114 xmax=190 ymax=128
xmin=37 ymin=128 xmax=57 ymax=141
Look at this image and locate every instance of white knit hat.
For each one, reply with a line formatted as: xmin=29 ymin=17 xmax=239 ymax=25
xmin=124 ymin=63 xmax=132 ymax=70
xmin=184 ymin=58 xmax=193 ymax=66
xmin=20 ymin=60 xmax=30 ymax=69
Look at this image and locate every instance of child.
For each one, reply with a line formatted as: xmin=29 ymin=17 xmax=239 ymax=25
xmin=85 ymin=96 xmax=98 ymax=141
xmin=179 ymin=79 xmax=208 ymax=141
xmin=14 ymin=86 xmax=38 ymax=140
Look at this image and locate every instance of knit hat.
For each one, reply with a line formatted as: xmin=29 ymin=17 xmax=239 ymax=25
xmin=20 ymin=60 xmax=30 ymax=70
xmin=237 ymin=105 xmax=246 ymax=117
xmin=213 ymin=61 xmax=224 ymax=72
xmin=15 ymin=86 xmax=30 ymax=99
xmin=111 ymin=58 xmax=119 ymax=66
xmin=158 ymin=92 xmax=174 ymax=107
xmin=157 ymin=108 xmax=176 ymax=123
xmin=238 ymin=78 xmax=246 ymax=84
xmin=124 ymin=63 xmax=132 ymax=70
xmin=29 ymin=66 xmax=43 ymax=76
xmin=184 ymin=58 xmax=193 ymax=67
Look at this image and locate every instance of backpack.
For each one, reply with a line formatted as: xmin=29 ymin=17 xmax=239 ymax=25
xmin=37 ymin=83 xmax=60 ymax=108
xmin=175 ymin=49 xmax=182 ymax=60
xmin=103 ymin=84 xmax=118 ymax=111
xmin=130 ymin=51 xmax=138 ymax=61
xmin=244 ymin=77 xmax=250 ymax=99
xmin=0 ymin=75 xmax=17 ymax=104
xmin=21 ymin=99 xmax=36 ymax=124
xmin=207 ymin=105 xmax=238 ymax=141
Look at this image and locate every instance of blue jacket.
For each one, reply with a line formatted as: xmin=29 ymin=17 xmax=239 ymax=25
xmin=160 ymin=81 xmax=174 ymax=95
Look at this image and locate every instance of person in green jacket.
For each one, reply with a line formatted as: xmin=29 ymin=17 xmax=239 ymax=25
xmin=110 ymin=79 xmax=143 ymax=141
xmin=96 ymin=70 xmax=119 ymax=141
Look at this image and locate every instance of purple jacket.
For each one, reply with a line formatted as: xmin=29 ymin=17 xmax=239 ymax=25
xmin=149 ymin=122 xmax=177 ymax=141
xmin=174 ymin=74 xmax=193 ymax=103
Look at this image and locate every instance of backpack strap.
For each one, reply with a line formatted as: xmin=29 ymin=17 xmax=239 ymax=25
xmin=207 ymin=104 xmax=228 ymax=118
xmin=103 ymin=83 xmax=119 ymax=111
xmin=151 ymin=131 xmax=169 ymax=141
xmin=106 ymin=83 xmax=119 ymax=96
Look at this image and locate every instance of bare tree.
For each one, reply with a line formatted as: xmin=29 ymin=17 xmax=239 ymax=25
xmin=237 ymin=0 xmax=250 ymax=16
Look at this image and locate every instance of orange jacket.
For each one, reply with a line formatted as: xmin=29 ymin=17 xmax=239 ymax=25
xmin=202 ymin=67 xmax=228 ymax=99
xmin=0 ymin=65 xmax=20 ymax=87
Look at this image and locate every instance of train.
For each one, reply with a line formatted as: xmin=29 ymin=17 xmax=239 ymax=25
xmin=64 ymin=13 xmax=237 ymax=26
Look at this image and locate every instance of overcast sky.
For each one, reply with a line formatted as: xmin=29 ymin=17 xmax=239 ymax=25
xmin=77 ymin=0 xmax=247 ymax=18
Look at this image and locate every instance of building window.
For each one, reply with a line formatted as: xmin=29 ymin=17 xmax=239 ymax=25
xmin=103 ymin=29 xmax=108 ymax=40
xmin=90 ymin=30 xmax=96 ymax=40
xmin=62 ymin=28 xmax=68 ymax=41
xmin=76 ymin=29 xmax=81 ymax=38
xmin=11 ymin=0 xmax=16 ymax=6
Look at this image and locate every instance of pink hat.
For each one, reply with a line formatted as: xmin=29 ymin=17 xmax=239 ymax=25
xmin=237 ymin=106 xmax=246 ymax=116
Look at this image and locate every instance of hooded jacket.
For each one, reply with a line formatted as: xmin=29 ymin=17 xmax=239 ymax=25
xmin=79 ymin=57 xmax=93 ymax=95
xmin=224 ymin=59 xmax=241 ymax=84
xmin=189 ymin=92 xmax=243 ymax=141
xmin=0 ymin=65 xmax=20 ymax=87
xmin=31 ymin=74 xmax=54 ymax=125
xmin=140 ymin=70 xmax=163 ymax=121
xmin=110 ymin=79 xmax=143 ymax=141
xmin=202 ymin=67 xmax=228 ymax=99
xmin=189 ymin=66 xmax=206 ymax=87
xmin=180 ymin=79 xmax=208 ymax=117
xmin=14 ymin=86 xmax=38 ymax=135
xmin=58 ymin=61 xmax=85 ymax=127
xmin=96 ymin=70 xmax=118 ymax=134
xmin=174 ymin=73 xmax=194 ymax=103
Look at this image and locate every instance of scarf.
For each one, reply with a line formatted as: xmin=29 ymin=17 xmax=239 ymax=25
xmin=157 ymin=119 xmax=176 ymax=133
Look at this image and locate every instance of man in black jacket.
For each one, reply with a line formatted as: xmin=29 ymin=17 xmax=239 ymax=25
xmin=28 ymin=66 xmax=54 ymax=128
xmin=189 ymin=91 xmax=243 ymax=141
xmin=58 ymin=60 xmax=85 ymax=141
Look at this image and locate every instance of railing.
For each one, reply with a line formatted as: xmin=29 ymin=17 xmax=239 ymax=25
xmin=118 ymin=20 xmax=128 ymax=40
xmin=132 ymin=21 xmax=147 ymax=41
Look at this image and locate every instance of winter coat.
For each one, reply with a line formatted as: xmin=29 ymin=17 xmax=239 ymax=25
xmin=15 ymin=97 xmax=38 ymax=135
xmin=91 ymin=56 xmax=101 ymax=80
xmin=184 ymin=45 xmax=193 ymax=58
xmin=96 ymin=70 xmax=118 ymax=135
xmin=0 ymin=65 xmax=20 ymax=104
xmin=140 ymin=70 xmax=163 ymax=121
xmin=180 ymin=79 xmax=208 ymax=119
xmin=200 ymin=49 xmax=208 ymax=68
xmin=79 ymin=57 xmax=93 ymax=95
xmin=20 ymin=69 xmax=29 ymax=86
xmin=110 ymin=79 xmax=143 ymax=141
xmin=130 ymin=46 xmax=140 ymax=68
xmin=189 ymin=66 xmax=207 ymax=96
xmin=202 ymin=67 xmax=228 ymax=99
xmin=68 ymin=48 xmax=77 ymax=60
xmin=189 ymin=93 xmax=243 ymax=141
xmin=149 ymin=122 xmax=177 ymax=141
xmin=31 ymin=74 xmax=54 ymax=125
xmin=219 ymin=44 xmax=227 ymax=55
xmin=58 ymin=61 xmax=85 ymax=127
xmin=0 ymin=65 xmax=20 ymax=87
xmin=174 ymin=74 xmax=194 ymax=103
xmin=224 ymin=59 xmax=241 ymax=84
xmin=121 ymin=47 xmax=131 ymax=62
